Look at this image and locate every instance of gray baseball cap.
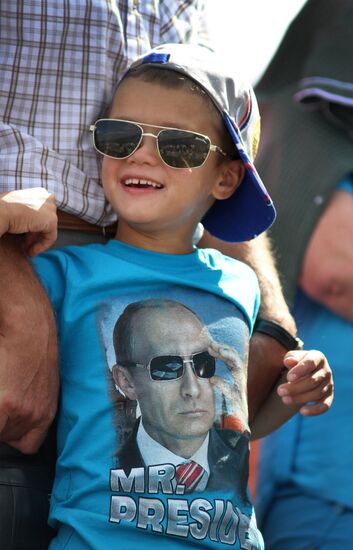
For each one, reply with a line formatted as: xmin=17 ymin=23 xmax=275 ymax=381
xmin=125 ymin=43 xmax=276 ymax=242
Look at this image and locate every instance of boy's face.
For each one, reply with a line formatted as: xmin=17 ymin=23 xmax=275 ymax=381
xmin=101 ymin=78 xmax=242 ymax=248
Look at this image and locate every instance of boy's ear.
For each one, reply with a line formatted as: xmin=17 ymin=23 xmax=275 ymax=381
xmin=112 ymin=365 xmax=137 ymax=400
xmin=212 ymin=160 xmax=245 ymax=201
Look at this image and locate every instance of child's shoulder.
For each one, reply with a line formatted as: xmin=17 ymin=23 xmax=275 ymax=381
xmin=197 ymin=247 xmax=260 ymax=329
xmin=197 ymin=247 xmax=258 ymax=280
xmin=36 ymin=240 xmax=121 ymax=263
xmin=31 ymin=241 xmax=115 ymax=281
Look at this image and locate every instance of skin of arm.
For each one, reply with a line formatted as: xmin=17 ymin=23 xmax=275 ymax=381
xmin=250 ymin=350 xmax=334 ymax=440
xmin=0 ymin=190 xmax=59 ymax=453
xmin=199 ymin=230 xmax=297 ymax=421
xmin=299 ymin=189 xmax=353 ymax=322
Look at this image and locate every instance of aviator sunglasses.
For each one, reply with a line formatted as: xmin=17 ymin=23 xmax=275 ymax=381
xmin=89 ymin=119 xmax=227 ymax=169
xmin=119 ymin=351 xmax=216 ymax=381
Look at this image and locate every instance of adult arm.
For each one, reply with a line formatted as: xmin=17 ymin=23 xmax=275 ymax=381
xmin=299 ymin=189 xmax=353 ymax=322
xmin=0 ymin=190 xmax=58 ymax=453
xmin=199 ymin=230 xmax=297 ymax=421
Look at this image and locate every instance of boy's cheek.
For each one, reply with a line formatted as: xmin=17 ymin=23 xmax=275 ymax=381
xmin=101 ymin=158 xmax=120 ymax=185
xmin=101 ymin=158 xmax=110 ymax=179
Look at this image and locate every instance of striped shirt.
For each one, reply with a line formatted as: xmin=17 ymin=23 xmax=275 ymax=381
xmin=0 ymin=0 xmax=208 ymax=225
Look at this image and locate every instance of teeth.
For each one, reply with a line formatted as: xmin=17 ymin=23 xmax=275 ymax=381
xmin=124 ymin=178 xmax=163 ymax=189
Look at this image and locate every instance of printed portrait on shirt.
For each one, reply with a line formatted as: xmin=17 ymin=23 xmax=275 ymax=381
xmin=99 ymin=287 xmax=250 ymax=499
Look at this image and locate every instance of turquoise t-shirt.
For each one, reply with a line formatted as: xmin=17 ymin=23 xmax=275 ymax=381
xmin=33 ymin=240 xmax=263 ymax=549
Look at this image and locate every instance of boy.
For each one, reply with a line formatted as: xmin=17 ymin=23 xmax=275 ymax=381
xmin=0 ymin=44 xmax=332 ymax=549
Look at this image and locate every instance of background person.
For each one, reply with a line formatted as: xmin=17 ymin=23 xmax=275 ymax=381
xmin=254 ymin=1 xmax=353 ymax=548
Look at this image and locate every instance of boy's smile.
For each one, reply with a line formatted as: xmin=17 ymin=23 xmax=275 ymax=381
xmin=123 ymin=178 xmax=163 ymax=191
xmin=101 ymin=78 xmax=242 ymax=253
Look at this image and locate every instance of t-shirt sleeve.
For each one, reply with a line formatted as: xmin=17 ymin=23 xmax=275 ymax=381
xmin=239 ymin=263 xmax=260 ymax=333
xmin=31 ymin=250 xmax=68 ymax=314
xmin=337 ymin=174 xmax=353 ymax=193
xmin=202 ymin=249 xmax=260 ymax=333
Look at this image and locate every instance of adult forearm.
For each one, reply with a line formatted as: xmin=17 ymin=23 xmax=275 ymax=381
xmin=249 ymin=371 xmax=299 ymax=440
xmin=0 ymin=235 xmax=58 ymax=453
xmin=230 ymin=234 xmax=295 ymax=332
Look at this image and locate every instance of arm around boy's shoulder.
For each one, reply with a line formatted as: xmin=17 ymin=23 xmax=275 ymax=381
xmin=0 ymin=234 xmax=58 ymax=453
xmin=0 ymin=188 xmax=60 ymax=452
xmin=197 ymin=246 xmax=260 ymax=330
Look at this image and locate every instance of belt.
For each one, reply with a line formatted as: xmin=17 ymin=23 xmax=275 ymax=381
xmin=57 ymin=211 xmax=117 ymax=236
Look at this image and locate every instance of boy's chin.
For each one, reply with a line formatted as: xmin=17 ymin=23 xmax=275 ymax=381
xmin=116 ymin=218 xmax=197 ymax=248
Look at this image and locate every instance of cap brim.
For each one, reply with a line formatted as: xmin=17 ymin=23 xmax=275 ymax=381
xmin=202 ymin=114 xmax=276 ymax=242
xmin=203 ymin=169 xmax=276 ymax=242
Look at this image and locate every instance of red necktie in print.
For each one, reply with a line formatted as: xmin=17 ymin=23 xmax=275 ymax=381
xmin=176 ymin=461 xmax=205 ymax=493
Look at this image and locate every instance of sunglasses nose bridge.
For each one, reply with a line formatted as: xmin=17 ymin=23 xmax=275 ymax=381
xmin=179 ymin=359 xmax=203 ymax=399
xmin=139 ymin=131 xmax=158 ymax=148
xmin=141 ymin=131 xmax=158 ymax=140
xmin=181 ymin=357 xmax=197 ymax=374
xmin=131 ymin=131 xmax=159 ymax=158
xmin=181 ymin=357 xmax=201 ymax=379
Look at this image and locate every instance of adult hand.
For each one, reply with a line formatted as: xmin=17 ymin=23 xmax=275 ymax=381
xmin=278 ymin=349 xmax=334 ymax=416
xmin=0 ymin=235 xmax=59 ymax=453
xmin=0 ymin=188 xmax=57 ymax=255
xmin=249 ymin=346 xmax=333 ymax=439
xmin=299 ymin=189 xmax=353 ymax=321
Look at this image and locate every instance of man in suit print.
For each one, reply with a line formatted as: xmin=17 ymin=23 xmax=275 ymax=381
xmin=112 ymin=298 xmax=249 ymax=500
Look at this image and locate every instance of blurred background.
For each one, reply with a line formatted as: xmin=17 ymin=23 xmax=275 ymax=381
xmin=205 ymin=0 xmax=307 ymax=84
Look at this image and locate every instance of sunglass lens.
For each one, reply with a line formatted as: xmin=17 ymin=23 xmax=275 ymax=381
xmin=150 ymin=355 xmax=184 ymax=381
xmin=193 ymin=352 xmax=216 ymax=378
xmin=158 ymin=130 xmax=210 ymax=168
xmin=94 ymin=120 xmax=141 ymax=158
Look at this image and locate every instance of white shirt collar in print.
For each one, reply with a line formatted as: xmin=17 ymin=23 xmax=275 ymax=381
xmin=137 ymin=418 xmax=210 ymax=476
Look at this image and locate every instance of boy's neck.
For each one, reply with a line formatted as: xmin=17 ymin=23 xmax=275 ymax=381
xmin=114 ymin=221 xmax=196 ymax=255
